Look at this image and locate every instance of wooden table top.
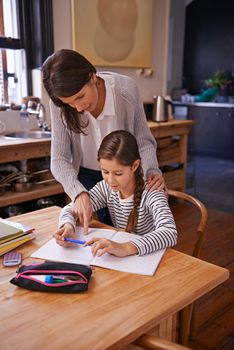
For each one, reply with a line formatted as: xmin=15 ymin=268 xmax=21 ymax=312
xmin=0 ymin=207 xmax=229 ymax=350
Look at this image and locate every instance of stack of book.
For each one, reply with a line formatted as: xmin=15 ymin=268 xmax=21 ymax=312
xmin=0 ymin=218 xmax=35 ymax=256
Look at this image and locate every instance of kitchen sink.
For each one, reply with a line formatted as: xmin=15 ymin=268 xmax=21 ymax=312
xmin=3 ymin=130 xmax=51 ymax=140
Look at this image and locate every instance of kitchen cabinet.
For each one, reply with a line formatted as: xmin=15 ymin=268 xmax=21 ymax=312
xmin=0 ymin=137 xmax=64 ymax=208
xmin=148 ymin=120 xmax=195 ymax=191
xmin=188 ymin=105 xmax=234 ymax=159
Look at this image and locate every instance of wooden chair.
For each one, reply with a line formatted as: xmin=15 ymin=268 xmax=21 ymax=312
xmin=133 ymin=334 xmax=193 ymax=350
xmin=167 ymin=189 xmax=208 ymax=346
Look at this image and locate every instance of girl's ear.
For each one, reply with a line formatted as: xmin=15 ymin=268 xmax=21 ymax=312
xmin=132 ymin=159 xmax=141 ymax=172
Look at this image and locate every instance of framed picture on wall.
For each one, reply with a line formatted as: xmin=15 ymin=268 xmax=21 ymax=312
xmin=71 ymin=0 xmax=154 ymax=67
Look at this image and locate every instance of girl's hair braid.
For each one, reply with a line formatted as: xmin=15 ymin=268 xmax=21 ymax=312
xmin=125 ymin=165 xmax=145 ymax=233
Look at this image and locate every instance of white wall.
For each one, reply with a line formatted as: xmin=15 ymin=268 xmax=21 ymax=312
xmin=52 ymin=0 xmax=172 ymax=101
xmin=33 ymin=0 xmax=185 ymax=124
xmin=1 ymin=0 xmax=186 ymax=132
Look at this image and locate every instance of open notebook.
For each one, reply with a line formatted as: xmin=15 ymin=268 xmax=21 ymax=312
xmin=31 ymin=227 xmax=166 ymax=276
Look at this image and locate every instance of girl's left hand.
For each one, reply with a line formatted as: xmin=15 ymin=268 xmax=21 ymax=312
xmin=84 ymin=238 xmax=138 ymax=257
xmin=146 ymin=173 xmax=166 ymax=191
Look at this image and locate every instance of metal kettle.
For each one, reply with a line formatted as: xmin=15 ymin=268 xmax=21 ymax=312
xmin=152 ymin=95 xmax=173 ymax=122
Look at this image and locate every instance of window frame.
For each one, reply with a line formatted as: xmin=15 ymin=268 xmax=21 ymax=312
xmin=0 ymin=0 xmax=54 ymax=103
xmin=0 ymin=0 xmax=23 ymax=103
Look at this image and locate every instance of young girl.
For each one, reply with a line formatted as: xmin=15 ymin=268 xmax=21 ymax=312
xmin=54 ymin=130 xmax=177 ymax=257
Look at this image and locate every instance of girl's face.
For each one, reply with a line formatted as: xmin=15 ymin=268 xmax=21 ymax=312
xmin=58 ymin=74 xmax=99 ymax=113
xmin=99 ymin=157 xmax=140 ymax=198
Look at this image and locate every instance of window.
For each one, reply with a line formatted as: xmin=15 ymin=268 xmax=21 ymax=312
xmin=0 ymin=0 xmax=27 ymax=105
xmin=0 ymin=0 xmax=54 ymax=106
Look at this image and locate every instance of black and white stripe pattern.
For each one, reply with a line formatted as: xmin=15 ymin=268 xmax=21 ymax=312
xmin=89 ymin=181 xmax=177 ymax=255
xmin=59 ymin=180 xmax=177 ymax=256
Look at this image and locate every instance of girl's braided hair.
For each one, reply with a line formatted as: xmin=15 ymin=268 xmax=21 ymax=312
xmin=97 ymin=130 xmax=145 ymax=233
xmin=42 ymin=49 xmax=96 ymax=133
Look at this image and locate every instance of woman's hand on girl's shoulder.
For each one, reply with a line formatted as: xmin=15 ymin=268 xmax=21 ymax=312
xmin=146 ymin=173 xmax=165 ymax=191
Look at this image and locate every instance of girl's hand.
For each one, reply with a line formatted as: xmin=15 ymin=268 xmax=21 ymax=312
xmin=146 ymin=173 xmax=166 ymax=192
xmin=84 ymin=238 xmax=138 ymax=257
xmin=73 ymin=192 xmax=93 ymax=234
xmin=54 ymin=223 xmax=75 ymax=247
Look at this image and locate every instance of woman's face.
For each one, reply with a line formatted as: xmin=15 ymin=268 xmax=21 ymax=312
xmin=99 ymin=157 xmax=140 ymax=198
xmin=58 ymin=74 xmax=99 ymax=113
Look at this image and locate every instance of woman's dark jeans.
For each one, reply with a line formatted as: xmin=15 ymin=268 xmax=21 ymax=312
xmin=78 ymin=167 xmax=113 ymax=226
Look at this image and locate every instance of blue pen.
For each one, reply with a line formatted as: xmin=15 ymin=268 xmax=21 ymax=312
xmin=64 ymin=237 xmax=86 ymax=245
xmin=45 ymin=275 xmax=68 ymax=283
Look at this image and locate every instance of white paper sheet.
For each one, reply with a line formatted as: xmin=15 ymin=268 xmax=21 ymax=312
xmin=31 ymin=227 xmax=166 ymax=276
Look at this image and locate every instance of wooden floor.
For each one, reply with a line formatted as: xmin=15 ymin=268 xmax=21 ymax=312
xmin=170 ymin=200 xmax=234 ymax=350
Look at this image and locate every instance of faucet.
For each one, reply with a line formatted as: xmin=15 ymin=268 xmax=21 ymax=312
xmin=27 ymin=101 xmax=51 ymax=131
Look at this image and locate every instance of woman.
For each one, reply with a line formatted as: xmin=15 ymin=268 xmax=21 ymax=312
xmin=42 ymin=49 xmax=165 ymax=232
xmin=54 ymin=131 xmax=177 ymax=258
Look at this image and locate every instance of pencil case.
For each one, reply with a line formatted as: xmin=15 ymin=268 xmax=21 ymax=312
xmin=10 ymin=261 xmax=92 ymax=293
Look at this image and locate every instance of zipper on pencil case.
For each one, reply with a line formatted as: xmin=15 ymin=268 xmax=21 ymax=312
xmin=17 ymin=274 xmax=88 ymax=286
xmin=16 ymin=269 xmax=88 ymax=286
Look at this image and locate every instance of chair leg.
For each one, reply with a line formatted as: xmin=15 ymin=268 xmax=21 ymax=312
xmin=189 ymin=302 xmax=196 ymax=340
xmin=179 ymin=304 xmax=193 ymax=346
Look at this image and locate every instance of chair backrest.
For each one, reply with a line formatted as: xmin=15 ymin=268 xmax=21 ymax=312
xmin=167 ymin=189 xmax=208 ymax=258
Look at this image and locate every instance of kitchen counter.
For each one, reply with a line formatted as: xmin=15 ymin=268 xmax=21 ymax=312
xmin=144 ymin=100 xmax=234 ymax=108
xmin=0 ymin=136 xmax=64 ymax=208
xmin=147 ymin=119 xmax=195 ymax=136
xmin=0 ymin=119 xmax=195 ymax=207
xmin=173 ymin=101 xmax=234 ymax=108
xmin=0 ymin=119 xmax=195 ymax=189
xmin=148 ymin=119 xmax=195 ymax=191
xmin=0 ymin=136 xmax=51 ymax=163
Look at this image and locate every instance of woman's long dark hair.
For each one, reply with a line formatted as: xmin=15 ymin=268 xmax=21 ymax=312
xmin=98 ymin=130 xmax=145 ymax=233
xmin=42 ymin=49 xmax=96 ymax=133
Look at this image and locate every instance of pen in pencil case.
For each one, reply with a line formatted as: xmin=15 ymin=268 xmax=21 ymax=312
xmin=45 ymin=275 xmax=68 ymax=283
xmin=29 ymin=275 xmax=68 ymax=283
xmin=64 ymin=238 xmax=86 ymax=245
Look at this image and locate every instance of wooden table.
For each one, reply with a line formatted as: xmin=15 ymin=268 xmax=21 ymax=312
xmin=0 ymin=207 xmax=229 ymax=350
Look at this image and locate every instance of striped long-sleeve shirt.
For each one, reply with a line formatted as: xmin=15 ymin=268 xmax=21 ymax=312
xmin=59 ymin=180 xmax=177 ymax=256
